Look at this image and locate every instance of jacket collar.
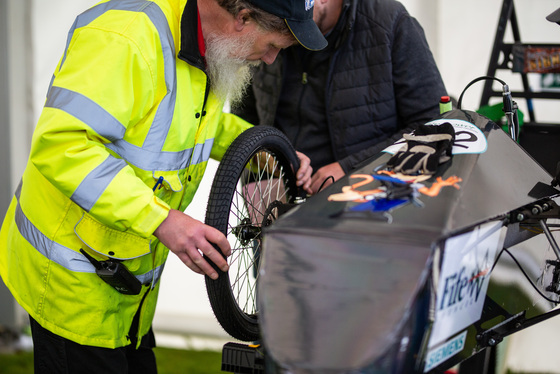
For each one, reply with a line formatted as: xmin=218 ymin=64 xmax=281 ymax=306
xmin=331 ymin=0 xmax=354 ymax=49
xmin=178 ymin=0 xmax=206 ymax=70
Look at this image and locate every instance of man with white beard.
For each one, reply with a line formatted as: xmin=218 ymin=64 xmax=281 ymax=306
xmin=0 ymin=0 xmax=326 ymax=372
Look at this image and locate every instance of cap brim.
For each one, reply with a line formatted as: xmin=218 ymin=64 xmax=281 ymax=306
xmin=546 ymin=7 xmax=560 ymax=24
xmin=285 ymin=18 xmax=328 ymax=51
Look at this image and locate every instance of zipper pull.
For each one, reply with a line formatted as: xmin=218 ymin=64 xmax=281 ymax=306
xmin=302 ymin=72 xmax=308 ymax=85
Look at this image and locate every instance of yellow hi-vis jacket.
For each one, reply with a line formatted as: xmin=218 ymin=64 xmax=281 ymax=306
xmin=0 ymin=0 xmax=251 ymax=348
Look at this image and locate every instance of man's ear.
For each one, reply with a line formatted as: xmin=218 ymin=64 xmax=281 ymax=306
xmin=234 ymin=9 xmax=252 ymax=32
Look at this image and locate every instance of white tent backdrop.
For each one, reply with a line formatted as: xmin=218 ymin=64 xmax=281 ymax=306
xmin=2 ymin=0 xmax=560 ymax=371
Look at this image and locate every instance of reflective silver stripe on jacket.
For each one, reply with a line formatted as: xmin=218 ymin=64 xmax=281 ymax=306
xmin=71 ymin=155 xmax=128 ymax=212
xmin=14 ymin=182 xmax=164 ymax=286
xmin=44 ymin=0 xmax=214 ymax=211
xmin=45 ymin=87 xmax=127 ymax=142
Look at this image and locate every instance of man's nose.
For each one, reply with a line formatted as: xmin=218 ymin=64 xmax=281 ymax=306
xmin=261 ymin=47 xmax=281 ymax=65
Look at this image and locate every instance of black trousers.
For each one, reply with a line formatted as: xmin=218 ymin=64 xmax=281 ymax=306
xmin=29 ymin=316 xmax=157 ymax=374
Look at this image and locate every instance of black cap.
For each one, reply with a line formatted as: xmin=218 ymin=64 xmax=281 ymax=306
xmin=546 ymin=7 xmax=560 ymax=24
xmin=247 ymin=0 xmax=327 ymax=51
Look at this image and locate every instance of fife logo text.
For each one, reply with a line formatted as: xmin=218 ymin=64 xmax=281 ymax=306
xmin=428 ymin=222 xmax=503 ymax=348
xmin=438 ymin=256 xmax=490 ymax=312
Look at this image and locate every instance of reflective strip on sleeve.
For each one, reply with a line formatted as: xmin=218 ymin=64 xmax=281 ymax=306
xmin=71 ymin=155 xmax=128 ymax=212
xmin=45 ymin=86 xmax=127 ymax=142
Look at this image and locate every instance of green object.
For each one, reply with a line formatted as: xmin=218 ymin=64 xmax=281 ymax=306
xmin=439 ymin=96 xmax=453 ymax=114
xmin=477 ymin=103 xmax=524 ymax=137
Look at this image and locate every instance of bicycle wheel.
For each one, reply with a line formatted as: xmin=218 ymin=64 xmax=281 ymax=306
xmin=205 ymin=126 xmax=302 ymax=342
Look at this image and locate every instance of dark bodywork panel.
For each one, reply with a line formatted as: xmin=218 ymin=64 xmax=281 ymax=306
xmin=257 ymin=110 xmax=560 ymax=373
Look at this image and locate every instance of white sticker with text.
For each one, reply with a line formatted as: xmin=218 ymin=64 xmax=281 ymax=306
xmin=428 ymin=221 xmax=504 ymax=348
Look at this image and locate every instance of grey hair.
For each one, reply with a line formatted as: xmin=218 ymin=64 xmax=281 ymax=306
xmin=216 ymin=0 xmax=292 ymax=36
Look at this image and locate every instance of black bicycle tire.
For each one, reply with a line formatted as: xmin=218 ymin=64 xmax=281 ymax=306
xmin=204 ymin=126 xmax=300 ymax=342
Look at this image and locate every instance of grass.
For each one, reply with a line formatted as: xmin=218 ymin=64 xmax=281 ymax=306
xmin=0 ymin=347 xmax=223 ymax=374
xmin=0 ymin=351 xmax=31 ymax=374
xmin=155 ymin=347 xmax=223 ymax=374
xmin=1 ymin=347 xmax=553 ymax=374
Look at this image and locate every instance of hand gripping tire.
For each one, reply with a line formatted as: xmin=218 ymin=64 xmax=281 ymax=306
xmin=204 ymin=126 xmax=301 ymax=342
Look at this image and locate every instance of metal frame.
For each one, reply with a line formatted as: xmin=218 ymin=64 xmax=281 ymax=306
xmin=479 ymin=0 xmax=560 ymax=124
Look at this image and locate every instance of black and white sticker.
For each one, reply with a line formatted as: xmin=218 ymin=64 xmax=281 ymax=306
xmin=383 ymin=119 xmax=488 ymax=155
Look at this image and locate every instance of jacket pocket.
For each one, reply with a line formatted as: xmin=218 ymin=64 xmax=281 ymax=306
xmin=74 ymin=213 xmax=151 ymax=260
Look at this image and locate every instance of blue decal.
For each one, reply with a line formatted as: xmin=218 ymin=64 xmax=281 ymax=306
xmin=424 ymin=331 xmax=467 ymax=372
xmin=350 ymin=199 xmax=408 ymax=212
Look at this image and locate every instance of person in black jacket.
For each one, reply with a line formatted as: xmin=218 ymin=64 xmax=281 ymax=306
xmin=234 ymin=0 xmax=447 ymax=194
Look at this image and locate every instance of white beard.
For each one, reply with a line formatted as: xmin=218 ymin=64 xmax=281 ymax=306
xmin=204 ymin=33 xmax=262 ymax=108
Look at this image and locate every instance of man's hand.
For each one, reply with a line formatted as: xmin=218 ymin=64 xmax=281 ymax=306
xmin=153 ymin=209 xmax=230 ymax=280
xmin=309 ymin=162 xmax=345 ymax=194
xmin=296 ymin=151 xmax=313 ymax=195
